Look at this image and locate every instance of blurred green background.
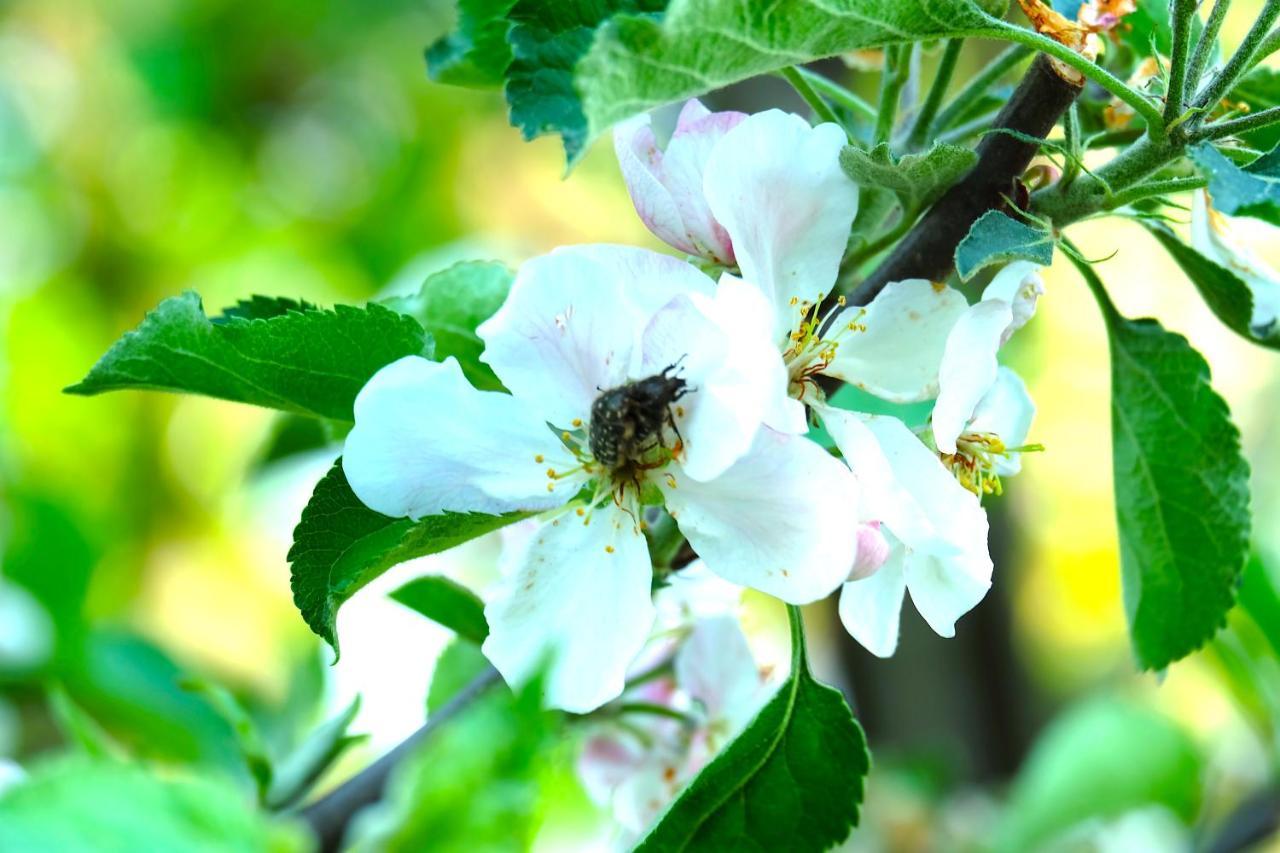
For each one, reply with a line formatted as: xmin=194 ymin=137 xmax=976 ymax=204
xmin=2 ymin=0 xmax=1280 ymax=849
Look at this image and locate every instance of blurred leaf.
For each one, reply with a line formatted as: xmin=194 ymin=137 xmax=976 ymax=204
xmin=266 ymin=698 xmax=365 ymax=811
xmin=0 ymin=756 xmax=306 ymax=852
xmin=390 ymin=576 xmax=489 ymax=644
xmin=1142 ymin=221 xmax=1280 ymax=349
xmin=66 ymin=292 xmax=433 ymax=422
xmin=181 ymin=679 xmax=275 ymax=802
xmin=994 ymin=698 xmax=1202 ymax=852
xmin=1115 ymin=0 xmax=1175 ymax=56
xmin=504 ymin=0 xmax=666 ymax=163
xmin=47 ymin=687 xmax=125 ymax=760
xmin=637 ymin=606 xmax=868 ymax=851
xmin=839 ymin=142 xmax=977 ymax=212
xmin=382 ymin=261 xmax=513 ymax=391
xmin=1229 ymin=68 xmax=1280 ymax=152
xmin=427 ymin=642 xmax=492 ymax=714
xmin=351 ymin=677 xmax=554 ymax=851
xmin=253 ymin=414 xmax=342 ymax=470
xmin=955 ymin=210 xmax=1055 ymax=281
xmin=289 ymin=462 xmax=529 ymax=655
xmin=576 ymin=0 xmax=1004 ymax=148
xmin=1240 ymin=554 xmax=1280 ymax=659
xmin=1072 ymin=255 xmax=1251 ymax=670
xmin=1190 ymin=143 xmax=1280 ymax=227
xmin=426 ymin=0 xmax=516 ymax=87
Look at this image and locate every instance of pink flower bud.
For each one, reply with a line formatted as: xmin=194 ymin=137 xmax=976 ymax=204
xmin=849 ymin=521 xmax=890 ymax=581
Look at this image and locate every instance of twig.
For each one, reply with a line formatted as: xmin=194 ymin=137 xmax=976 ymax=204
xmin=299 ymin=666 xmax=502 ymax=852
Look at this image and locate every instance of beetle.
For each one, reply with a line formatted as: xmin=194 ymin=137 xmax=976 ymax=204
xmin=588 ymin=363 xmax=689 ymax=470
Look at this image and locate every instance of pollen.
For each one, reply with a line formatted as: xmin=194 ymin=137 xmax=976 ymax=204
xmin=605 ymin=545 xmax=615 ymax=554
xmin=575 ymin=507 xmax=585 ymax=516
xmin=789 ymin=296 xmax=799 ymax=306
xmin=562 ymin=431 xmax=572 ymax=442
xmin=572 ymin=418 xmax=583 ymax=427
xmin=534 ymin=454 xmax=544 ymax=463
xmin=546 ymin=483 xmax=554 ymax=492
xmin=675 ymin=406 xmax=685 ymax=418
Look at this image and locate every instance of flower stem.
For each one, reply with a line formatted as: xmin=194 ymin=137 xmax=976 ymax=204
xmin=779 ymin=65 xmax=844 ymax=129
xmin=1191 ymin=105 xmax=1280 ymax=142
xmin=1103 ymin=175 xmax=1207 ymax=210
xmin=786 ymin=604 xmax=808 ymax=677
xmin=1190 ymin=0 xmax=1280 ymax=128
xmin=1164 ymin=0 xmax=1198 ymax=124
xmin=615 ymin=702 xmax=699 ymax=725
xmin=783 ymin=66 xmax=878 ymax=124
xmin=875 ymin=44 xmax=911 ymax=147
xmin=907 ymin=38 xmax=964 ymax=150
xmin=933 ymin=44 xmax=1031 ymax=132
xmin=1187 ymin=0 xmax=1232 ymax=93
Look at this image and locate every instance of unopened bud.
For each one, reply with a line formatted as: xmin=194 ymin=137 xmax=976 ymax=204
xmin=849 ymin=522 xmax=890 ymax=581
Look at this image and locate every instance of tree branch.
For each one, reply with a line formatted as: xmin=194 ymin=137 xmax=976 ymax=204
xmin=299 ymin=666 xmax=502 ymax=852
xmin=843 ymin=54 xmax=1082 ymax=307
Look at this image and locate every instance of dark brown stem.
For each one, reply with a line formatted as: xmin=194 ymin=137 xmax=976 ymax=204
xmin=845 ymin=54 xmax=1083 ymax=307
xmin=299 ymin=666 xmax=502 ymax=852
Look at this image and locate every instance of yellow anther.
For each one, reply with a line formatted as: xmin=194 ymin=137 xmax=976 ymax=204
xmin=605 ymin=545 xmax=615 ymax=554
xmin=789 ymin=296 xmax=799 ymax=306
xmin=546 ymin=483 xmax=554 ymax=492
xmin=546 ymin=468 xmax=556 ymax=477
xmin=576 ymin=507 xmax=585 ymax=516
xmin=837 ymin=295 xmax=847 ymax=306
xmin=562 ymin=431 xmax=572 ymax=442
xmin=572 ymin=418 xmax=583 ymax=427
xmin=534 ymin=454 xmax=544 ymax=463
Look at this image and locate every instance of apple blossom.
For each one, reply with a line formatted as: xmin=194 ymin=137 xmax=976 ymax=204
xmin=343 ymin=244 xmax=858 ymax=712
xmin=1190 ymin=189 xmax=1280 ymax=341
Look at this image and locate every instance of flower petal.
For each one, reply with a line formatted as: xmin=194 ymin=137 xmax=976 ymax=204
xmin=904 ymin=543 xmax=992 ymax=639
xmin=482 ymin=503 xmax=655 ymax=713
xmin=478 ymin=245 xmax=713 ymax=427
xmin=838 ymin=547 xmax=908 ymax=657
xmin=1191 ymin=189 xmax=1280 ymax=338
xmin=674 ymin=615 xmax=761 ymax=724
xmin=660 ymin=429 xmax=859 ymax=604
xmin=343 ymin=356 xmax=579 ymax=519
xmin=968 ymin=366 xmax=1036 ymax=476
xmin=824 ymin=279 xmax=969 ymax=402
xmin=614 ymin=100 xmax=743 ymax=264
xmin=930 ymin=299 xmax=1011 ymax=454
xmin=640 ymin=277 xmax=793 ymax=481
xmin=703 ymin=110 xmax=857 ymax=329
xmin=983 ymin=260 xmax=1044 ymax=343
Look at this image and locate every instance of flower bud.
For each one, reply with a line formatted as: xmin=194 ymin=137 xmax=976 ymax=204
xmin=849 ymin=522 xmax=890 ymax=581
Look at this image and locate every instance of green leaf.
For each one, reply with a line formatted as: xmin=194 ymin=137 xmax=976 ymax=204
xmin=266 ymin=698 xmax=365 ymax=811
xmin=1239 ymin=554 xmax=1280 ymax=659
xmin=1229 ymin=68 xmax=1280 ymax=151
xmin=576 ymin=0 xmax=1003 ymax=145
xmin=215 ymin=295 xmax=315 ymax=322
xmin=180 ymin=679 xmax=275 ymax=802
xmin=637 ymin=606 xmax=869 ymax=851
xmin=390 ymin=576 xmax=490 ymax=644
xmin=427 ymin=641 xmax=493 ymax=714
xmin=504 ymin=0 xmax=665 ymax=163
xmin=1072 ymin=255 xmax=1252 ymax=670
xmin=67 ymin=292 xmax=433 ymax=422
xmin=1141 ymin=221 xmax=1280 ymax=350
xmin=351 ymin=676 xmax=554 ymax=852
xmin=0 ymin=757 xmax=307 ymax=851
xmin=47 ymin=687 xmax=125 ymax=761
xmin=288 ymin=461 xmax=528 ymax=655
xmin=839 ymin=142 xmax=977 ymax=213
xmin=994 ymin=698 xmax=1202 ymax=852
xmin=954 ymin=210 xmax=1055 ymax=281
xmin=1190 ymin=143 xmax=1280 ymax=227
xmin=382 ymin=260 xmax=513 ymax=391
xmin=426 ymin=0 xmax=516 ymax=87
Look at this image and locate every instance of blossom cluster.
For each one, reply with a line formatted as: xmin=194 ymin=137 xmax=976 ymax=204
xmin=342 ymin=101 xmax=1044 ymax=716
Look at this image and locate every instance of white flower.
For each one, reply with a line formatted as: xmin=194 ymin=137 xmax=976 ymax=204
xmin=343 ymin=244 xmax=858 ymax=712
xmin=576 ymin=610 xmax=767 ymax=836
xmin=1190 ymin=189 xmax=1280 ymax=340
xmin=615 ymin=99 xmax=745 ymax=265
xmin=615 ymin=103 xmax=1044 ymax=657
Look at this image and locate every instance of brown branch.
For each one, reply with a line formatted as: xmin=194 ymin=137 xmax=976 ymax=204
xmin=845 ymin=54 xmax=1084 ymax=307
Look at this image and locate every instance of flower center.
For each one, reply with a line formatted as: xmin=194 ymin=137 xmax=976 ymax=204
xmin=940 ymin=432 xmax=1044 ymax=496
xmin=781 ymin=293 xmax=864 ymax=402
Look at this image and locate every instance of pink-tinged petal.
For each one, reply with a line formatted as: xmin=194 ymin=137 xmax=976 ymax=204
xmin=703 ymin=110 xmax=857 ymax=329
xmin=478 ymin=245 xmax=713 ymax=428
xmin=850 ymin=521 xmax=891 ymax=581
xmin=931 ymin=298 xmax=1012 ymax=454
xmin=968 ymin=367 xmax=1036 ymax=476
xmin=614 ymin=113 xmax=692 ymax=255
xmin=660 ymin=429 xmax=859 ymax=604
xmin=824 ymin=279 xmax=969 ymax=402
xmin=839 ymin=547 xmax=908 ymax=657
xmin=343 ymin=357 xmax=580 ymax=519
xmin=674 ymin=616 xmax=762 ymax=723
xmin=577 ymin=733 xmax=647 ymax=809
xmin=482 ymin=503 xmax=655 ymax=713
xmin=640 ymin=277 xmax=792 ymax=481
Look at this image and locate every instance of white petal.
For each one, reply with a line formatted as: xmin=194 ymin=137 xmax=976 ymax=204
xmin=641 ymin=278 xmax=793 ymax=481
xmin=660 ymin=429 xmax=859 ymax=604
xmin=931 ymin=299 xmax=1012 ymax=454
xmin=481 ymin=503 xmax=655 ymax=713
xmin=824 ymin=279 xmax=969 ymax=402
xmin=982 ymin=260 xmax=1044 ymax=343
xmin=1191 ymin=189 xmax=1280 ymax=338
xmin=703 ymin=110 xmax=857 ymax=330
xmin=478 ymin=245 xmax=713 ymax=427
xmin=343 ymin=357 xmax=580 ymax=519
xmin=904 ymin=542 xmax=991 ymax=639
xmin=656 ymin=561 xmax=743 ymax=627
xmin=968 ymin=367 xmax=1036 ymax=476
xmin=838 ymin=547 xmax=908 ymax=657
xmin=614 ymin=114 xmax=692 ymax=256
xmin=674 ymin=615 xmax=761 ymax=722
